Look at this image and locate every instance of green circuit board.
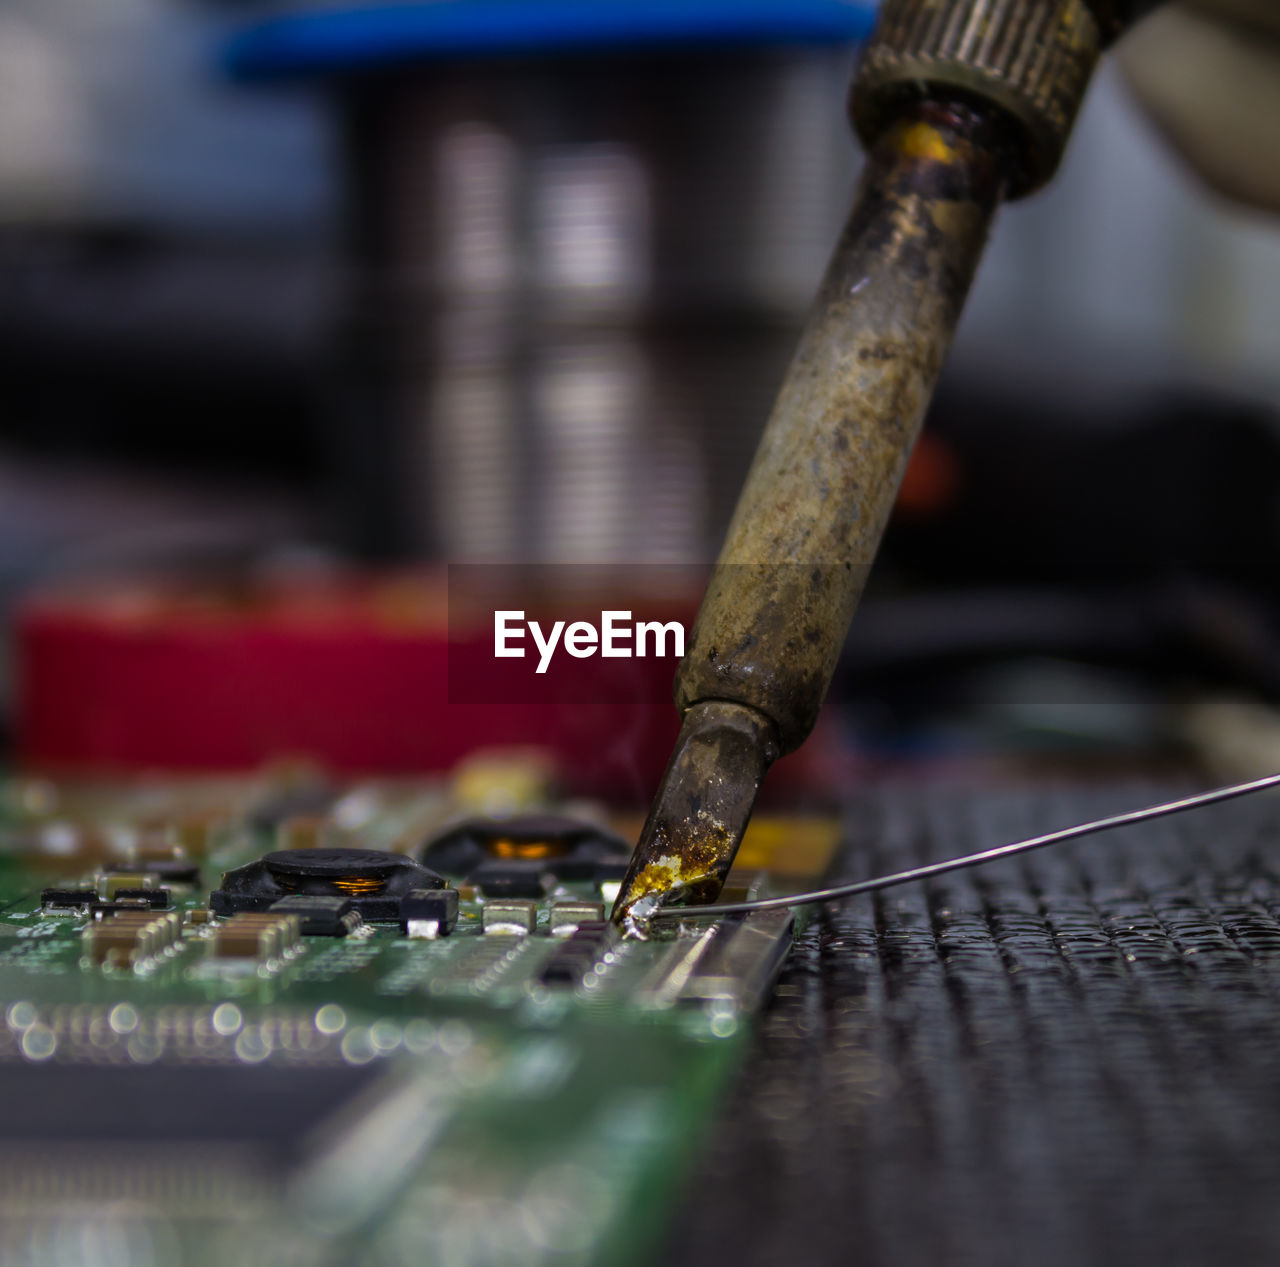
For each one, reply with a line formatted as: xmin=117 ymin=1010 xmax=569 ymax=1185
xmin=0 ymin=762 xmax=834 ymax=1267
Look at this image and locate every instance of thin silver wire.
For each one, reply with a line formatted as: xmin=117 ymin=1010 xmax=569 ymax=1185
xmin=650 ymin=771 xmax=1280 ymax=921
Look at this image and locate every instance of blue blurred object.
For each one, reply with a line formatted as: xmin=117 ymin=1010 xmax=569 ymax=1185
xmin=226 ymin=0 xmax=876 ymax=80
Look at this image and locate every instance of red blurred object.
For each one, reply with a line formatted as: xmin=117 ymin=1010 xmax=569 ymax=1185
xmin=15 ymin=569 xmax=703 ymax=798
xmin=895 ymin=431 xmax=961 ymax=518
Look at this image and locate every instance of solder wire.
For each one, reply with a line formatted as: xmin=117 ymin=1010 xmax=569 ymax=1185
xmin=649 ymin=772 xmax=1280 ymax=921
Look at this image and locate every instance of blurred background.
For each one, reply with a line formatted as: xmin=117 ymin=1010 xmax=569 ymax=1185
xmin=4 ymin=0 xmax=1280 ymax=790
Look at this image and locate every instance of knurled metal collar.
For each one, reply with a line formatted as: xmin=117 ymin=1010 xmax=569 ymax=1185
xmin=850 ymin=0 xmax=1103 ymax=197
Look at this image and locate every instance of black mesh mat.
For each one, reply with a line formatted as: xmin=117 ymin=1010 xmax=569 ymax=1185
xmin=671 ymin=781 xmax=1280 ymax=1267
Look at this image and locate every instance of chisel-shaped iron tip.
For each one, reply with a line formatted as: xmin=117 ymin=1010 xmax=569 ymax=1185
xmin=610 ymin=700 xmax=778 ymax=937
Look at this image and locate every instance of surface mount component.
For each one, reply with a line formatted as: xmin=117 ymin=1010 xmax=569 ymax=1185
xmin=46 ymin=885 xmax=170 ymax=915
xmin=211 ymin=847 xmax=445 ymax=921
xmin=549 ymin=900 xmax=606 ymax=937
xmin=539 ymin=917 xmax=615 ymax=985
xmin=210 ymin=912 xmax=302 ymax=960
xmin=99 ymin=872 xmax=158 ymax=899
xmin=467 ymin=859 xmax=553 ymax=899
xmin=481 ymin=900 xmax=538 ymax=936
xmin=83 ymin=910 xmax=182 ymax=966
xmin=41 ymin=887 xmax=98 ymax=914
xmin=400 ymin=887 xmax=459 ymax=939
xmin=268 ymin=894 xmax=362 ymax=937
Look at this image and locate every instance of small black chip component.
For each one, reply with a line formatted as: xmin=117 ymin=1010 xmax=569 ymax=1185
xmin=211 ymin=848 xmax=446 ymax=922
xmin=539 ymin=919 xmax=614 ymax=986
xmin=269 ymin=894 xmax=361 ymax=937
xmin=400 ymin=887 xmax=459 ymax=938
xmin=0 ymin=1058 xmax=400 ymax=1178
xmin=421 ymin=814 xmax=629 ymax=882
xmin=467 ymin=859 xmax=553 ymax=899
xmin=40 ymin=887 xmax=98 ymax=911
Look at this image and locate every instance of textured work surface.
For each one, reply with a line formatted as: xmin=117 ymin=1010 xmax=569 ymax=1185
xmin=672 ymin=781 xmax=1280 ymax=1267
